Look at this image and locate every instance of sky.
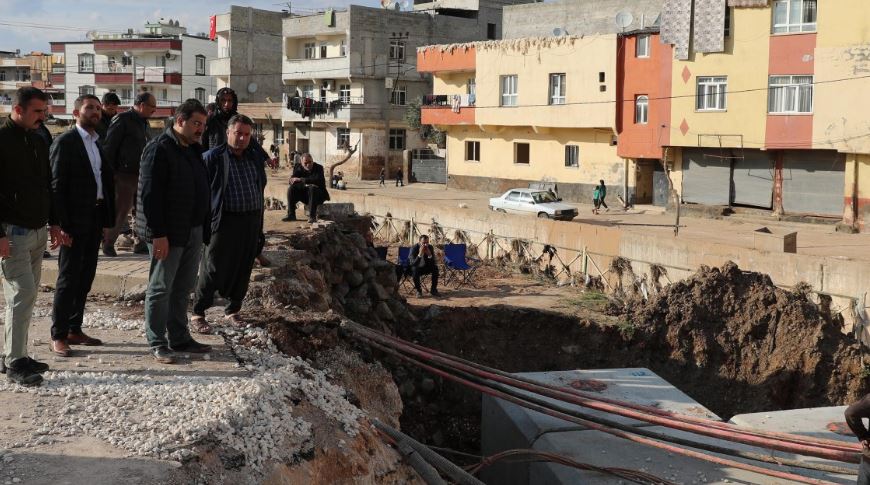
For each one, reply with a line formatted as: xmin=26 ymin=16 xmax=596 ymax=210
xmin=0 ymin=0 xmax=381 ymax=54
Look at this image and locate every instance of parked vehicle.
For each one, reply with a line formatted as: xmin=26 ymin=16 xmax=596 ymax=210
xmin=489 ymin=188 xmax=578 ymax=221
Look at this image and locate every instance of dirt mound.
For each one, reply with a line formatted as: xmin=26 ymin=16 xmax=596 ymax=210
xmin=623 ymin=261 xmax=868 ymax=417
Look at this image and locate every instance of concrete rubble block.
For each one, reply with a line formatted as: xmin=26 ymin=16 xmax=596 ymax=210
xmin=729 ymin=406 xmax=852 ymax=443
xmin=753 ymin=227 xmax=797 ymax=254
xmin=346 ymin=271 xmax=365 ymax=288
xmin=481 ymin=368 xmax=721 ymax=485
xmin=316 ymin=203 xmax=356 ymax=220
xmin=370 ymin=283 xmax=391 ymax=301
xmin=375 ymin=301 xmax=395 ymax=321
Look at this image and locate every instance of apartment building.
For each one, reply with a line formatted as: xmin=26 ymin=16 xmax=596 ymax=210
xmin=0 ymin=51 xmax=32 ymax=115
xmin=652 ymin=0 xmax=870 ymax=228
xmin=49 ymin=19 xmax=217 ymax=120
xmin=281 ymin=0 xmax=533 ymax=181
xmin=418 ymin=36 xmax=622 ymax=201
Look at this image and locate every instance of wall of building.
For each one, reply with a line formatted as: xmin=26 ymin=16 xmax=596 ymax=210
xmin=668 ymin=7 xmax=771 ymax=151
xmin=63 ymin=43 xmax=96 ymax=114
xmin=181 ymin=35 xmax=217 ymax=103
xmin=502 ymin=0 xmax=663 ymax=39
xmin=445 ymin=125 xmax=623 ymax=201
xmin=616 ymin=32 xmax=672 ymax=160
xmin=473 ymin=36 xmax=617 ymax=130
xmin=226 ymin=6 xmax=284 ymax=103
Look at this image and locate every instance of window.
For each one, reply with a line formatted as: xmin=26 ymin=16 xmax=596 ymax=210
xmin=0 ymin=71 xmax=5 ymax=81
xmin=273 ymin=124 xmax=283 ymax=144
xmin=160 ymin=89 xmax=167 ymax=103
xmin=389 ymin=41 xmax=405 ymax=61
xmin=78 ymin=54 xmax=94 ymax=73
xmin=339 ymin=84 xmax=351 ymax=103
xmin=506 ymin=191 xmax=522 ymax=202
xmin=337 ymin=128 xmax=351 ymax=149
xmin=565 ymin=145 xmax=579 ymax=168
xmin=121 ymin=55 xmax=132 ymax=67
xmin=724 ymin=7 xmax=732 ymax=37
xmin=773 ymin=0 xmax=817 ymax=33
xmin=194 ymin=88 xmax=206 ymax=104
xmin=300 ymin=84 xmax=315 ymax=98
xmin=636 ymin=34 xmax=650 ymax=58
xmin=635 ymin=96 xmax=649 ymax=124
xmin=303 ymin=42 xmax=316 ymax=59
xmin=390 ymin=84 xmax=406 ymax=105
xmin=549 ymin=73 xmax=566 ymax=105
xmin=121 ymin=88 xmax=132 ymax=103
xmin=79 ymin=85 xmax=95 ymax=96
xmin=500 ymin=75 xmax=517 ymax=106
xmin=389 ymin=128 xmax=406 ymax=150
xmin=768 ymin=75 xmax=813 ymax=114
xmin=156 ymin=55 xmax=167 ymax=68
xmin=320 ymin=43 xmax=328 ymax=58
xmin=696 ymin=76 xmax=727 ymax=111
xmin=487 ymin=23 xmax=497 ymax=40
xmin=195 ymin=55 xmax=206 ymax=75
xmin=514 ymin=142 xmax=530 ymax=164
xmin=467 ymin=78 xmax=476 ymax=96
xmin=465 ymin=141 xmax=480 ymax=162
xmin=340 ymin=40 xmax=347 ymax=57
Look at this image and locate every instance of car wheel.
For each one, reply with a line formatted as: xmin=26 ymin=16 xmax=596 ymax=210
xmin=497 ymin=208 xmax=507 ymax=213
xmin=537 ymin=212 xmax=550 ymax=219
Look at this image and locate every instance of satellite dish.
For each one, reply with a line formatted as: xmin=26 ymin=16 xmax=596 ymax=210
xmin=552 ymin=27 xmax=567 ymax=36
xmin=615 ymin=10 xmax=634 ymax=30
xmin=247 ymin=82 xmax=258 ymax=94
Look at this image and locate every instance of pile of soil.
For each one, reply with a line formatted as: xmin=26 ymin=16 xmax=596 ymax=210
xmin=622 ymin=261 xmax=869 ymax=417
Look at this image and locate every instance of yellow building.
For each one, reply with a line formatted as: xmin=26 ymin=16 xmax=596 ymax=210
xmin=663 ymin=0 xmax=870 ymax=228
xmin=417 ymin=36 xmax=624 ymax=203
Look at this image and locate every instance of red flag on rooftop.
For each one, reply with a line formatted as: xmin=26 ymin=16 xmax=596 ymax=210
xmin=209 ymin=15 xmax=216 ymax=41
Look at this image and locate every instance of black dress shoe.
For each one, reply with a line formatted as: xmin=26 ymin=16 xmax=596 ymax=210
xmin=172 ymin=339 xmax=212 ymax=354
xmin=152 ymin=346 xmax=176 ymax=364
xmin=102 ymin=243 xmax=118 ymax=257
xmin=133 ymin=241 xmax=149 ymax=254
xmin=6 ymin=358 xmax=43 ymax=386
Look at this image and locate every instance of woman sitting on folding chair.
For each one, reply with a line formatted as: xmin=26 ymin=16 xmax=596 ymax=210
xmin=409 ymin=235 xmax=440 ymax=298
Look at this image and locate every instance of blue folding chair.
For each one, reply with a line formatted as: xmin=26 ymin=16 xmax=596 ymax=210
xmin=443 ymin=243 xmax=478 ymax=289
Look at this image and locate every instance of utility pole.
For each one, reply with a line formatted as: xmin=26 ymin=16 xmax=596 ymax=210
xmin=384 ymin=32 xmax=408 ymax=181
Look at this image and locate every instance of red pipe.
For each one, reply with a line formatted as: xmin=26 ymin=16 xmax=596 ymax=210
xmin=364 ymin=338 xmax=840 ymax=485
xmin=351 ymin=323 xmax=856 ymax=452
xmin=348 ymin=323 xmax=861 ymax=463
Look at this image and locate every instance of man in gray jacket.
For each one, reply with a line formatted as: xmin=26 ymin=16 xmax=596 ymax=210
xmin=102 ymin=92 xmax=156 ymax=256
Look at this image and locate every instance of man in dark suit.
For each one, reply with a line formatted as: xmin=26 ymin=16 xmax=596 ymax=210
xmin=409 ymin=234 xmax=439 ymax=298
xmin=283 ymin=153 xmax=329 ymax=223
xmin=49 ymin=94 xmax=116 ymax=356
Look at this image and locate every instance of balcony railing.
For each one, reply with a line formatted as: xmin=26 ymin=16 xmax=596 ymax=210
xmin=421 ymin=94 xmax=476 ymax=108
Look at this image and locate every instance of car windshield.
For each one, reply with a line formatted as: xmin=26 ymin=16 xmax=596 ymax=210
xmin=531 ymin=191 xmax=558 ymax=203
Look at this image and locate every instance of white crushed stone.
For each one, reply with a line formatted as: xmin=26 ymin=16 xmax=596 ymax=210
xmin=82 ymin=309 xmax=144 ymax=332
xmin=0 ymin=311 xmax=366 ymax=473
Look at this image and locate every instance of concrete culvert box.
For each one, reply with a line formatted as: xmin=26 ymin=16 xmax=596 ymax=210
xmin=753 ymin=226 xmax=797 ymax=253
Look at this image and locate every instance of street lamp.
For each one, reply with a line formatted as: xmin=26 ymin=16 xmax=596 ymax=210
xmin=124 ymin=51 xmax=135 ymax=105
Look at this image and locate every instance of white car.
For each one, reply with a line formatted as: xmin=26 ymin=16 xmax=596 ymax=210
xmin=489 ymin=189 xmax=578 ymax=221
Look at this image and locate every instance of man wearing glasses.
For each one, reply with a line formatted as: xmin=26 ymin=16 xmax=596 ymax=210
xmin=136 ymin=99 xmax=212 ymax=364
xmin=102 ymin=92 xmax=156 ymax=256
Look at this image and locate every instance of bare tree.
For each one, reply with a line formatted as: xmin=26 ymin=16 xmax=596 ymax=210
xmin=328 ymin=140 xmax=361 ymax=181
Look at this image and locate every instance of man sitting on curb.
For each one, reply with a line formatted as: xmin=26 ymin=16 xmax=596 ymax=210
xmin=282 ymin=153 xmax=329 ymax=224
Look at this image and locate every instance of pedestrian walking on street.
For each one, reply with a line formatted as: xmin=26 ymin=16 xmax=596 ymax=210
xmin=49 ymin=94 xmax=116 ymax=357
xmin=395 ymin=167 xmax=404 ymax=187
xmin=0 ymin=87 xmax=65 ymax=386
xmin=102 ymin=92 xmax=156 ymax=257
xmin=597 ymin=179 xmax=609 ymax=212
xmin=592 ymin=185 xmax=601 ymax=215
xmin=845 ymin=395 xmax=870 ymax=484
xmin=96 ymin=92 xmax=120 ymax=143
xmin=283 ymin=153 xmax=329 ymax=224
xmin=192 ymin=115 xmax=267 ymax=334
xmin=137 ymin=99 xmax=213 ymax=364
xmin=379 ymin=167 xmax=386 ymax=187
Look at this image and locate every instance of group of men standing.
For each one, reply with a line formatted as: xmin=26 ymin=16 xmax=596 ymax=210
xmin=0 ymin=86 xmax=279 ymax=385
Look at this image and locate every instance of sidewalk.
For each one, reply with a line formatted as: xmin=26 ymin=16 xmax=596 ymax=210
xmin=267 ymin=171 xmax=870 ymax=263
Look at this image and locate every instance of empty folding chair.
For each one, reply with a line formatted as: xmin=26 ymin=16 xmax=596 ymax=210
xmin=442 ymin=243 xmax=478 ymax=289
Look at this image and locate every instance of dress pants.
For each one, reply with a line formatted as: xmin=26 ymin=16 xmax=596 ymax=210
xmin=412 ymin=263 xmax=439 ymax=292
xmin=104 ymin=173 xmax=138 ymax=245
xmin=1 ymin=225 xmax=47 ymax=366
xmin=51 ymin=222 xmax=102 ymax=341
xmin=287 ymin=184 xmax=325 ymax=219
xmin=193 ymin=212 xmax=260 ymax=316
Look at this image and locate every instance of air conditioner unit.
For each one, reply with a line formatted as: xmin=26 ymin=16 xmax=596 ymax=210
xmin=165 ymin=52 xmax=178 ymax=60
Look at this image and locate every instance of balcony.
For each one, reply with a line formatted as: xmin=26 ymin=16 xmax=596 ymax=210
xmin=210 ymin=57 xmax=231 ymax=77
xmin=417 ymin=46 xmax=476 ymax=74
xmin=215 ymin=13 xmax=231 ymax=34
xmin=420 ymin=94 xmax=476 ymax=126
xmin=0 ymin=80 xmax=31 ymax=90
xmin=283 ymin=56 xmax=349 ymax=82
xmin=94 ymin=66 xmax=182 ymax=85
xmin=93 ymin=39 xmax=182 ymax=54
xmin=49 ymin=73 xmax=65 ymax=85
xmin=282 ymin=95 xmax=385 ymax=123
xmin=0 ymin=59 xmax=30 ymax=68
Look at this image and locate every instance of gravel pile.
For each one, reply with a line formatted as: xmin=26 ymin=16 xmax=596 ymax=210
xmin=0 ymin=312 xmax=365 ymax=473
